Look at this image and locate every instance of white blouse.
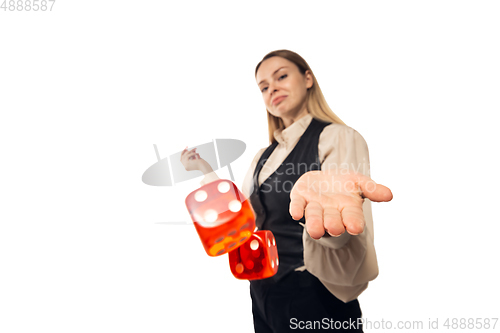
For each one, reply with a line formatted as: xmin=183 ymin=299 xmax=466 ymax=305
xmin=201 ymin=113 xmax=378 ymax=303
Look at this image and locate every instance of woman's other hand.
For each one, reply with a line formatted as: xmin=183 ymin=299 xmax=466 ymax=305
xmin=289 ymin=169 xmax=393 ymax=239
xmin=180 ymin=147 xmax=204 ymax=171
xmin=180 ymin=147 xmax=216 ymax=176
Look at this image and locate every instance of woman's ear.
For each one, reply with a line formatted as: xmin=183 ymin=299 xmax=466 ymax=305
xmin=305 ymin=70 xmax=313 ymax=89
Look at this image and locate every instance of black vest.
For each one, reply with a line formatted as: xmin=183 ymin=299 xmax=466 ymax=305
xmin=249 ymin=117 xmax=331 ymax=283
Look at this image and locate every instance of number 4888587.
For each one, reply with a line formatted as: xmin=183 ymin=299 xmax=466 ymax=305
xmin=1 ymin=0 xmax=56 ymax=11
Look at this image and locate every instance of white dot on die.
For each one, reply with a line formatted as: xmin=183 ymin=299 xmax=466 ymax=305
xmin=228 ymin=200 xmax=242 ymax=212
xmin=250 ymin=240 xmax=259 ymax=250
xmin=268 ymin=239 xmax=271 ymax=247
xmin=271 ymin=260 xmax=275 ymax=268
xmin=194 ymin=190 xmax=207 ymax=202
xmin=276 ymin=258 xmax=279 ymax=266
xmin=204 ymin=209 xmax=218 ymax=223
xmin=218 ymin=181 xmax=230 ymax=193
xmin=272 ymin=238 xmax=275 ymax=246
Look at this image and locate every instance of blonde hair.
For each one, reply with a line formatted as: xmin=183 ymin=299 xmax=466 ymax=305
xmin=255 ymin=50 xmax=346 ymax=145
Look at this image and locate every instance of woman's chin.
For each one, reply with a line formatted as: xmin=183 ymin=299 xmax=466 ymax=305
xmin=269 ymin=108 xmax=290 ymax=119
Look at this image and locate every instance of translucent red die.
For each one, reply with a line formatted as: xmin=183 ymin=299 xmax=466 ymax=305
xmin=228 ymin=230 xmax=279 ymax=280
xmin=185 ymin=179 xmax=255 ymax=256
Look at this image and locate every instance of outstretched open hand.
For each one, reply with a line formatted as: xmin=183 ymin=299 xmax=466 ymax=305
xmin=289 ymin=169 xmax=393 ymax=239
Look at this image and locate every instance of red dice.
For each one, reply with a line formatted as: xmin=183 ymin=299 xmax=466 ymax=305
xmin=228 ymin=230 xmax=279 ymax=280
xmin=185 ymin=179 xmax=256 ymax=256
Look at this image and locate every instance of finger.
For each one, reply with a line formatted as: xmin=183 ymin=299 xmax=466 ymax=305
xmin=340 ymin=205 xmax=365 ymax=235
xmin=183 ymin=152 xmax=197 ymax=162
xmin=356 ymin=174 xmax=393 ymax=202
xmin=304 ymin=201 xmax=325 ymax=240
xmin=185 ymin=151 xmax=197 ymax=159
xmin=323 ymin=205 xmax=345 ymax=236
xmin=189 ymin=148 xmax=198 ymax=157
xmin=289 ymin=189 xmax=307 ymax=220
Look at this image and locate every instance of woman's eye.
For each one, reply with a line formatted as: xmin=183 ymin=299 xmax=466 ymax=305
xmin=278 ymin=74 xmax=287 ymax=80
xmin=261 ymin=87 xmax=268 ymax=93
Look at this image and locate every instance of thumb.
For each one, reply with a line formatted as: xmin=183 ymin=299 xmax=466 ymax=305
xmin=357 ymin=174 xmax=393 ymax=202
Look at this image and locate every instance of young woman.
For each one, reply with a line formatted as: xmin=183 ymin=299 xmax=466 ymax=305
xmin=181 ymin=50 xmax=392 ymax=332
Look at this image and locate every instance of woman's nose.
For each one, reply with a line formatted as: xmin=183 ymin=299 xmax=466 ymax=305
xmin=268 ymin=83 xmax=278 ymax=95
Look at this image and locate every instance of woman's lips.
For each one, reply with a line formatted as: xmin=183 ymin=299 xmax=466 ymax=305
xmin=272 ymin=96 xmax=287 ymax=105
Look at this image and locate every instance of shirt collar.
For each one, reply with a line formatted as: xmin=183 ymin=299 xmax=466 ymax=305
xmin=273 ymin=113 xmax=313 ymax=146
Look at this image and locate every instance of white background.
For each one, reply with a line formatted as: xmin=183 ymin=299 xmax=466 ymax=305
xmin=1 ymin=1 xmax=499 ymax=332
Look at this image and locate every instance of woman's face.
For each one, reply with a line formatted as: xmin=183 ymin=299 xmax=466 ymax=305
xmin=256 ymin=56 xmax=313 ymax=125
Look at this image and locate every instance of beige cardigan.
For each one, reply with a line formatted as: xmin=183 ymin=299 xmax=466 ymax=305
xmin=201 ymin=113 xmax=378 ymax=303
